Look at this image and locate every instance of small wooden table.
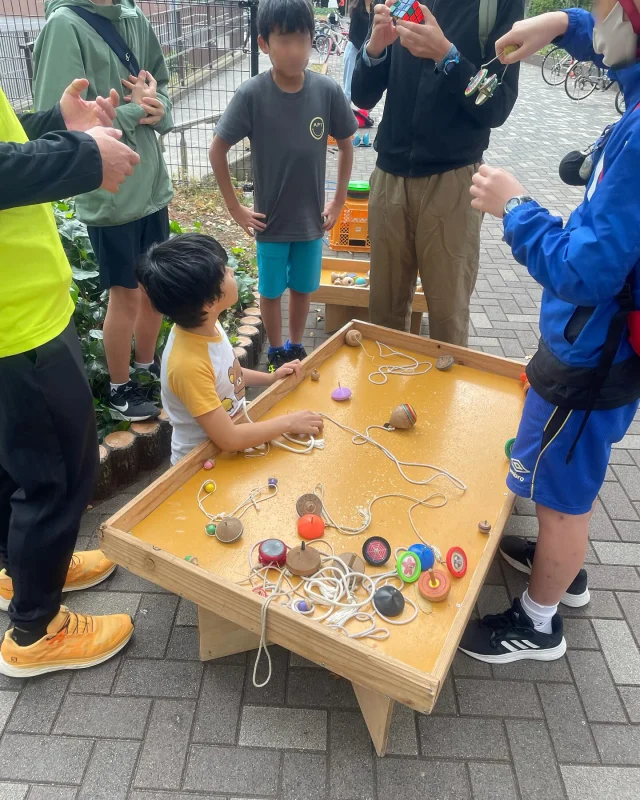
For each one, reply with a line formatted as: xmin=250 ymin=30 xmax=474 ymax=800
xmin=311 ymin=256 xmax=428 ymax=334
xmin=102 ymin=322 xmax=523 ymax=756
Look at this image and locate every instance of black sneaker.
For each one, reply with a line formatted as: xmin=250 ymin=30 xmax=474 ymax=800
xmin=285 ymin=344 xmax=308 ymax=362
xmin=267 ymin=349 xmax=290 ymax=374
xmin=110 ymin=381 xmax=161 ymax=422
xmin=148 ymin=356 xmax=161 ymax=380
xmin=499 ymin=536 xmax=590 ymax=608
xmin=459 ymin=599 xmax=567 ymax=664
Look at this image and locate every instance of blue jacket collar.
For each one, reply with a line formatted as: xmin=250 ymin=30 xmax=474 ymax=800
xmin=612 ymin=61 xmax=640 ymax=108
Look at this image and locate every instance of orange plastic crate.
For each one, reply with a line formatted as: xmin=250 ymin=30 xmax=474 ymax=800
xmin=329 ymin=196 xmax=370 ymax=253
xmin=327 ymin=133 xmax=355 ymax=147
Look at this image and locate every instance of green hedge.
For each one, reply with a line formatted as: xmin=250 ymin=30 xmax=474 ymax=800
xmin=528 ymin=0 xmax=592 ymax=17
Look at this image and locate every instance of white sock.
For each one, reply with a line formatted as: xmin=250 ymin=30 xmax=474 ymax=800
xmin=521 ymin=589 xmax=557 ymax=635
xmin=134 ymin=361 xmax=153 ymax=370
xmin=110 ymin=382 xmax=128 ymax=393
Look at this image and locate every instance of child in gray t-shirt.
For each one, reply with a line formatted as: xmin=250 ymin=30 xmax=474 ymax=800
xmin=210 ymin=0 xmax=357 ymax=373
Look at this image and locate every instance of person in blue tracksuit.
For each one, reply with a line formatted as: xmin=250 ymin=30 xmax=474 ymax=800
xmin=458 ymin=1 xmax=640 ymax=663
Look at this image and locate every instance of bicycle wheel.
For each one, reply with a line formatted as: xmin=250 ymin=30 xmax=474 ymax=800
xmin=315 ymin=33 xmax=330 ymax=62
xmin=542 ymin=47 xmax=569 ymax=86
xmin=616 ymin=89 xmax=626 ymax=115
xmin=565 ymin=61 xmax=599 ymax=100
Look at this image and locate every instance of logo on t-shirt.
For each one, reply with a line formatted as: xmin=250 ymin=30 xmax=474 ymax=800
xmin=310 ymin=117 xmax=325 ymax=140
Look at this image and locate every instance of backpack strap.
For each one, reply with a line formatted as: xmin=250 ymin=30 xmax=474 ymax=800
xmin=69 ymin=7 xmax=140 ymax=76
xmin=478 ymin=0 xmax=498 ymax=61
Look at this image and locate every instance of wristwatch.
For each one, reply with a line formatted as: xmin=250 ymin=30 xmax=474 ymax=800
xmin=436 ymin=44 xmax=460 ymax=75
xmin=504 ymin=195 xmax=534 ymax=216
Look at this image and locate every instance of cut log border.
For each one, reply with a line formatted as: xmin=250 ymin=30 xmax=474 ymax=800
xmin=92 ymin=304 xmax=264 ymax=503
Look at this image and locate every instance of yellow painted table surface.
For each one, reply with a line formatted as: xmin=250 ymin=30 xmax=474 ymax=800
xmin=132 ymin=341 xmax=523 ymax=675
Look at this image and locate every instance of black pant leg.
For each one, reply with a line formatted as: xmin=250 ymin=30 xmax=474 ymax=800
xmin=0 ymin=321 xmax=98 ymax=630
xmin=0 ymin=463 xmax=16 ymax=572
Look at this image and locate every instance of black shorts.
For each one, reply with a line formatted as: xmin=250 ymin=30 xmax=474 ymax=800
xmin=88 ymin=207 xmax=170 ymax=290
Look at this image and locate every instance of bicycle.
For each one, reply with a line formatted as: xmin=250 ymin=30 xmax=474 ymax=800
xmin=565 ymin=61 xmax=614 ymax=100
xmin=541 ymin=46 xmax=575 ymax=86
xmin=616 ymin=89 xmax=625 ymax=115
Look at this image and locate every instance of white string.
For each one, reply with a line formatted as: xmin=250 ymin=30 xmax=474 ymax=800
xmin=356 ymin=340 xmax=434 ymax=385
xmin=197 ymin=481 xmax=278 ymax=526
xmin=238 ymin=400 xmax=323 ymax=455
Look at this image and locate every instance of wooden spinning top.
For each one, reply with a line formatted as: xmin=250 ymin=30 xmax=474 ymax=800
xmin=336 ymin=552 xmax=366 ymax=585
xmin=215 ymin=517 xmax=244 ymax=543
xmin=436 ymin=354 xmax=455 ymax=371
xmin=388 ymin=403 xmax=417 ymax=430
xmin=345 ymin=329 xmax=362 ymax=347
xmin=478 ymin=520 xmax=492 ymax=534
xmin=310 ymin=369 xmax=320 ymax=382
xmin=287 ymin=542 xmax=321 ymax=577
xmin=418 ymin=569 xmax=451 ymax=602
xmin=296 ymin=493 xmax=323 ymax=517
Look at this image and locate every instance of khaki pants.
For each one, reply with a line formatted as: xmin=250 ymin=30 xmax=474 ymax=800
xmin=368 ymin=165 xmax=482 ymax=347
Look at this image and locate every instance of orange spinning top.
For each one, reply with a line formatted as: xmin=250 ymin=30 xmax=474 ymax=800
xmin=418 ymin=569 xmax=451 ymax=602
xmin=297 ymin=513 xmax=325 ymax=540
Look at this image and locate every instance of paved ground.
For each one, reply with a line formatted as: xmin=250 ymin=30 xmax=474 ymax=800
xmin=1 ymin=62 xmax=638 ymax=800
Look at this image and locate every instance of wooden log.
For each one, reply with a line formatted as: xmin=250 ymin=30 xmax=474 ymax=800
xmin=92 ymin=444 xmax=114 ymax=502
xmin=131 ymin=420 xmax=168 ymax=471
xmin=157 ymin=409 xmax=173 ymax=455
xmin=243 ymin=306 xmax=261 ymax=321
xmin=237 ymin=325 xmax=260 ymax=363
xmin=235 ymin=335 xmax=255 ymax=368
xmin=240 ymin=315 xmax=265 ymax=347
xmin=103 ymin=430 xmax=138 ymax=488
xmin=233 ymin=346 xmax=249 ymax=369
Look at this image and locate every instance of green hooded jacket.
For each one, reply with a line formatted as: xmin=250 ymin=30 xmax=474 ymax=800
xmin=33 ymin=0 xmax=174 ymax=227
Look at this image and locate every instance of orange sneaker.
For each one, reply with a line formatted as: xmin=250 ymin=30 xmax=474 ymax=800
xmin=0 ymin=607 xmax=134 ymax=677
xmin=0 ymin=550 xmax=116 ymax=611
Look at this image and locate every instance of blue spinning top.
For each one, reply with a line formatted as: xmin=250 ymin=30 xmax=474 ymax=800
xmin=408 ymin=543 xmax=435 ymax=571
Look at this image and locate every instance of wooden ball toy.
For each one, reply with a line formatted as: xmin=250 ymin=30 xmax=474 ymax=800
xmin=203 ymin=459 xmax=214 ymax=470
xmin=297 ymin=513 xmax=325 ymax=540
xmin=287 ymin=542 xmax=321 ymax=577
xmin=388 ymin=403 xmax=417 ymax=430
xmin=204 ymin=482 xmax=215 ymax=494
xmin=418 ymin=569 xmax=451 ymax=602
xmin=310 ymin=369 xmax=320 ymax=381
xmin=343 ymin=277 xmax=354 ymax=286
xmin=503 ymin=44 xmax=519 ymax=56
xmin=345 ymin=329 xmax=362 ymax=347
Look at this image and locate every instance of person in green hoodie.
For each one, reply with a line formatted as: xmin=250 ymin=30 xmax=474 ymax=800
xmin=33 ymin=0 xmax=175 ymax=422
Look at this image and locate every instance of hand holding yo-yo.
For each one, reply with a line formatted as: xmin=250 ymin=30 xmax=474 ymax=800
xmin=495 ymin=12 xmax=570 ymax=64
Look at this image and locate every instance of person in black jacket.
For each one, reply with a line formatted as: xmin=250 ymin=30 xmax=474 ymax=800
xmin=0 ymin=81 xmax=139 ymax=677
xmin=351 ymin=0 xmax=524 ymax=345
xmin=343 ymin=0 xmax=373 ymax=104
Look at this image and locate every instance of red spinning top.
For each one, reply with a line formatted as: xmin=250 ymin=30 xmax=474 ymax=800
xmin=297 ymin=513 xmax=325 ymax=540
xmin=446 ymin=546 xmax=468 ymax=578
xmin=258 ymin=538 xmax=288 ymax=567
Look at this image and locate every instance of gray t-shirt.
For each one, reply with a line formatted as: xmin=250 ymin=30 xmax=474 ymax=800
xmin=216 ymin=69 xmax=358 ymax=242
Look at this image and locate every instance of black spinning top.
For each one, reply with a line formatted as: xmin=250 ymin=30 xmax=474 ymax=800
xmin=373 ymin=586 xmax=405 ymax=617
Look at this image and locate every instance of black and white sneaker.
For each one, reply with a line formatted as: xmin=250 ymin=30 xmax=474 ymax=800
xmin=267 ymin=349 xmax=290 ymax=374
xmin=459 ymin=599 xmax=567 ymax=664
xmin=499 ymin=536 xmax=590 ymax=608
xmin=285 ymin=344 xmax=308 ymax=362
xmin=110 ymin=381 xmax=161 ymax=422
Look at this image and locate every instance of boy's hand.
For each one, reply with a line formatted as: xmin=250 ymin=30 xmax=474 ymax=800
xmin=272 ymin=360 xmax=302 ymax=382
xmin=322 ymin=199 xmax=342 ymax=231
xmin=60 ymin=79 xmax=119 ymax=132
xmin=122 ymin=71 xmax=148 ymax=106
xmin=395 ymin=5 xmax=451 ymax=62
xmin=287 ymin=410 xmax=324 ymax=437
xmin=230 ymin=204 xmax=267 ymax=236
xmin=496 ymin=12 xmax=569 ymax=64
xmin=470 ymin=164 xmax=527 ymax=218
xmin=140 ymin=97 xmax=165 ymax=126
xmin=367 ymin=0 xmax=399 ymax=58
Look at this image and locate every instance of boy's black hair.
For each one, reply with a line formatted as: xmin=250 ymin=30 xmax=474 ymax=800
xmin=136 ymin=233 xmax=228 ymax=329
xmin=257 ymin=0 xmax=314 ymax=42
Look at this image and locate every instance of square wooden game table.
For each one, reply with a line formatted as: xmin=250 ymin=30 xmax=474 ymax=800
xmin=312 ymin=257 xmax=428 ymax=334
xmin=102 ymin=322 xmax=524 ymax=756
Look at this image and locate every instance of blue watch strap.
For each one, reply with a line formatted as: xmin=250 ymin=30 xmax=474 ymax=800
xmin=436 ymin=43 xmax=460 ymax=74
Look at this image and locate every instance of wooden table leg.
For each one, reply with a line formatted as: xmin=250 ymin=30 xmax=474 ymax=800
xmin=352 ymin=682 xmax=394 ymax=757
xmin=198 ymin=606 xmax=260 ymax=661
xmin=409 ymin=311 xmax=423 ymax=336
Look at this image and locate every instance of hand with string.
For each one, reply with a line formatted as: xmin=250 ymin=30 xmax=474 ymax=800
xmin=495 ymin=11 xmax=569 ymax=65
xmin=122 ymin=71 xmax=165 ymax=125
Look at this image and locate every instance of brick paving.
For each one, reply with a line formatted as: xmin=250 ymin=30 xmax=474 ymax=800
xmin=1 ymin=63 xmax=638 ymax=799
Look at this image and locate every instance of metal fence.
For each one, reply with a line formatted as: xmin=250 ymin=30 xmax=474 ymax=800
xmin=0 ymin=0 xmax=261 ymax=183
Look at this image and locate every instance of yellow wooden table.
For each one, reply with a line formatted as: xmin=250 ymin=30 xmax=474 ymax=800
xmin=102 ymin=322 xmax=524 ymax=756
xmin=312 ymin=257 xmax=428 ymax=334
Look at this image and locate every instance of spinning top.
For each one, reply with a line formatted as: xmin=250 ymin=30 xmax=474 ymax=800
xmin=215 ymin=517 xmax=244 ymax=543
xmin=331 ymin=383 xmax=352 ymax=402
xmin=478 ymin=520 xmax=492 ymax=534
xmin=408 ymin=543 xmax=435 ymax=570
xmin=505 ymin=437 xmax=516 ymax=459
xmin=355 ymin=277 xmax=368 ymax=286
xmin=436 ymin=354 xmax=455 ymax=371
xmin=418 ymin=569 xmax=451 ymax=602
xmin=520 ymin=372 xmax=531 ymax=396
xmin=336 ymin=552 xmax=366 ymax=586
xmin=287 ymin=541 xmax=321 ymax=577
xmin=296 ymin=493 xmax=323 ymax=517
xmin=345 ymin=329 xmax=362 ymax=347
xmin=396 ymin=551 xmax=422 ymax=583
xmin=310 ymin=369 xmax=320 ymax=381
xmin=258 ymin=538 xmax=288 ymax=567
xmin=297 ymin=513 xmax=325 ymax=540
xmin=387 ymin=404 xmax=417 ymax=430
xmin=373 ymin=585 xmax=405 ymax=617
xmin=203 ymin=459 xmax=214 ymax=470
xmin=446 ymin=546 xmax=468 ymax=578
xmin=362 ymin=536 xmax=391 ymax=567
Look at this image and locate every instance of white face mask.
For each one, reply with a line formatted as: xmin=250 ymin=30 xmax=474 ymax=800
xmin=593 ymin=2 xmax=639 ymax=67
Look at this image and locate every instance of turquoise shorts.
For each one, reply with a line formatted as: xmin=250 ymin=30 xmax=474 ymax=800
xmin=256 ymin=239 xmax=323 ymax=299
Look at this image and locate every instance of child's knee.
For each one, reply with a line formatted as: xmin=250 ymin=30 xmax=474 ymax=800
xmin=108 ymin=286 xmax=140 ymax=317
